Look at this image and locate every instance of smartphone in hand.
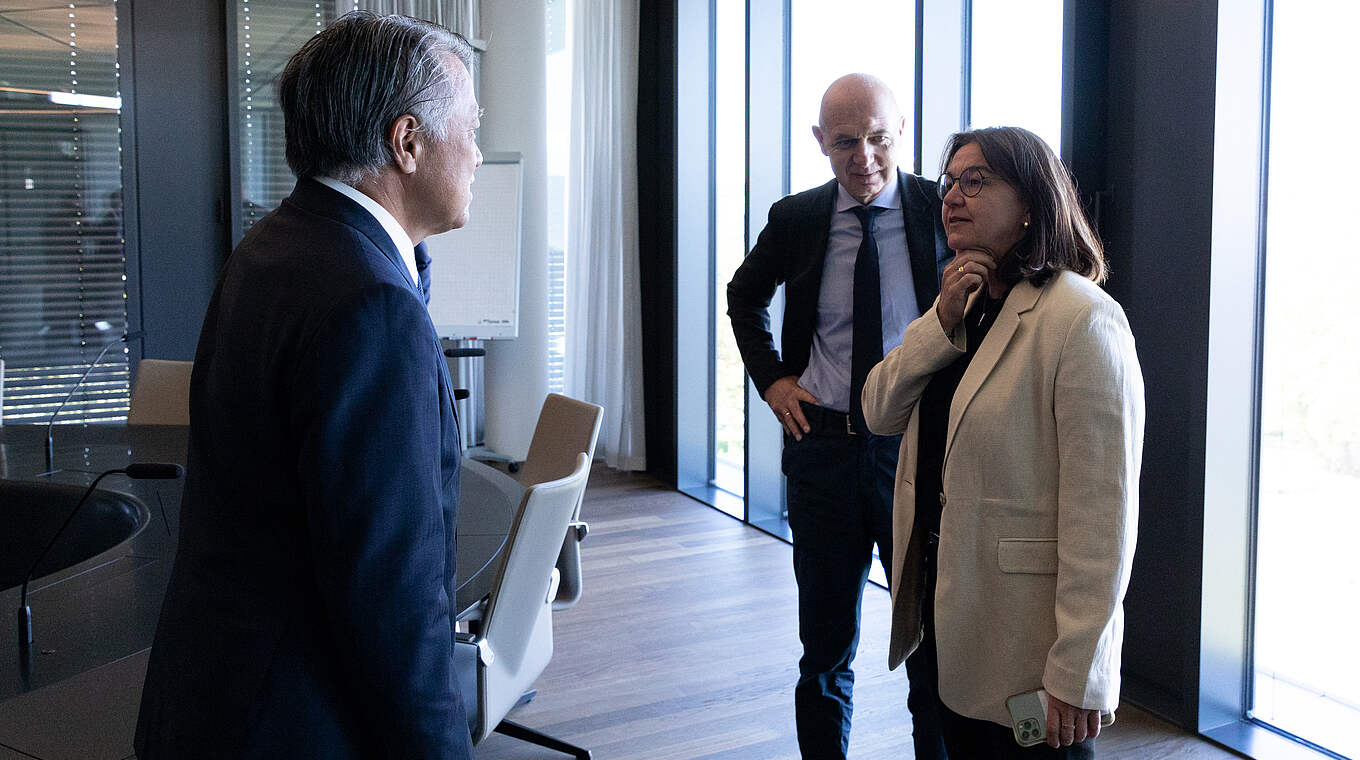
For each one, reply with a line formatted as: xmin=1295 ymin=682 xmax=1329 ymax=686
xmin=1006 ymin=689 xmax=1117 ymax=747
xmin=1006 ymin=689 xmax=1050 ymax=747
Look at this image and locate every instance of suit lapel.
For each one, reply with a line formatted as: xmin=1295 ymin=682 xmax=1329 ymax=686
xmin=801 ymin=179 xmax=838 ymax=282
xmin=943 ymin=280 xmax=1043 ymax=466
xmin=899 ymin=171 xmax=946 ymax=309
xmin=783 ymin=181 xmax=838 ymax=363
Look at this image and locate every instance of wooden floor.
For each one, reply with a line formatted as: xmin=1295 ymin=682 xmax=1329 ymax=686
xmin=473 ymin=465 xmax=1244 ymax=760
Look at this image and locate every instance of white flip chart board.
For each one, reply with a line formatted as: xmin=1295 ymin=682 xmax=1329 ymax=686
xmin=424 ymin=152 xmax=522 ymax=339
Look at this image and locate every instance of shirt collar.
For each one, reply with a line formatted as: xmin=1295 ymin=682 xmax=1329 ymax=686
xmin=835 ymin=172 xmax=901 ymax=214
xmin=315 ymin=176 xmax=418 ymax=288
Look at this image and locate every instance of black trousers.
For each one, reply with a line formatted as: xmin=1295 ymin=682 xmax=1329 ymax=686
xmin=783 ymin=426 xmax=946 ymax=760
xmin=919 ymin=534 xmax=1096 ymax=759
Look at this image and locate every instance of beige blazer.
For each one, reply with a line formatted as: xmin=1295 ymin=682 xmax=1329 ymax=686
xmin=862 ymin=270 xmax=1144 ymax=726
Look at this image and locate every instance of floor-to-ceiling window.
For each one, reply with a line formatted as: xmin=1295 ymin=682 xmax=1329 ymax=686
xmin=966 ymin=0 xmax=1062 ymax=150
xmin=788 ymin=0 xmax=916 ymax=192
xmin=711 ymin=0 xmax=746 ymax=514
xmin=1251 ymin=2 xmax=1360 ymax=756
xmin=1208 ymin=2 xmax=1360 ymax=756
xmin=546 ymin=0 xmax=570 ymax=394
xmin=680 ymin=2 xmax=1071 ymax=587
xmin=0 ymin=0 xmax=131 ymax=424
xmin=684 ymin=0 xmax=923 ymax=542
xmin=681 ymin=1 xmax=1073 ymax=562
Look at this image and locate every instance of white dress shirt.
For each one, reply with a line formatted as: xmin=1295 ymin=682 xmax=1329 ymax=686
xmin=800 ymin=178 xmax=922 ymax=413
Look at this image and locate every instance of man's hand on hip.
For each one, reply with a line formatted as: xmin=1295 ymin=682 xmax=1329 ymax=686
xmin=763 ymin=376 xmax=818 ymax=441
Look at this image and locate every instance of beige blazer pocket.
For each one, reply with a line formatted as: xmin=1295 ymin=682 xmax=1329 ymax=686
xmin=997 ymin=538 xmax=1059 ymax=575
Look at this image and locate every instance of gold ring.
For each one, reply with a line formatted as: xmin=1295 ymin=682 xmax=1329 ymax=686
xmin=957 ymin=265 xmax=965 ymax=273
xmin=783 ymin=411 xmax=792 ymax=416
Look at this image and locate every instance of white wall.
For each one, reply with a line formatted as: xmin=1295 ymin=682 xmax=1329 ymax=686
xmin=477 ymin=0 xmax=549 ymax=460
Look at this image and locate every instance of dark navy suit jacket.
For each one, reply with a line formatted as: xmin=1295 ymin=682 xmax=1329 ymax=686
xmin=135 ymin=178 xmax=474 ymax=759
xmin=726 ymin=170 xmax=951 ymax=396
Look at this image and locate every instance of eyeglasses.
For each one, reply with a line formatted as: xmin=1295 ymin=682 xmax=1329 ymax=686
xmin=936 ymin=167 xmax=991 ymax=200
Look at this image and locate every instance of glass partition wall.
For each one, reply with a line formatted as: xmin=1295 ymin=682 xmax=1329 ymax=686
xmin=229 ymin=1 xmax=477 ymax=241
xmin=0 ymin=0 xmax=131 ymax=423
xmin=233 ymin=1 xmax=338 ymax=235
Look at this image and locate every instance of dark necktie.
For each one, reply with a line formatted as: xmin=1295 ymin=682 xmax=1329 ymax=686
xmin=849 ymin=205 xmax=884 ymax=437
xmin=414 ymin=241 xmax=432 ymax=305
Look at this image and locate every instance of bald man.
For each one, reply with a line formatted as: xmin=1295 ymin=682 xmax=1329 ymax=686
xmin=728 ymin=74 xmax=951 ymax=759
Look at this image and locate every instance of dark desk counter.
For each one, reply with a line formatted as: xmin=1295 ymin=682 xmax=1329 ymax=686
xmin=0 ymin=424 xmax=519 ymax=759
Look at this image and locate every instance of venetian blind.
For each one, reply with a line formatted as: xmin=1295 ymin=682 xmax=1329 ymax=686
xmin=0 ymin=0 xmax=130 ymax=424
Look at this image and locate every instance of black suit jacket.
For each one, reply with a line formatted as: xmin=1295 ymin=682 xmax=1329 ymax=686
xmin=727 ymin=171 xmax=951 ymax=396
xmin=135 ymin=179 xmax=474 ymax=759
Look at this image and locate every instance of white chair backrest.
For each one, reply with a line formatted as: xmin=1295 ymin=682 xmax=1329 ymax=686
xmin=477 ymin=453 xmax=591 ymax=731
xmin=128 ymin=359 xmax=193 ymax=425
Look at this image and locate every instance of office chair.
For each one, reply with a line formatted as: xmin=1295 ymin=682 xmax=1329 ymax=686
xmin=127 ymin=359 xmax=193 ymax=425
xmin=515 ymin=394 xmax=603 ymax=611
xmin=455 ymin=454 xmax=592 ymax=759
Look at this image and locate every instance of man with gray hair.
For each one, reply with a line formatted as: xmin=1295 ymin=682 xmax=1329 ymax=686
xmin=135 ymin=12 xmax=481 ymax=758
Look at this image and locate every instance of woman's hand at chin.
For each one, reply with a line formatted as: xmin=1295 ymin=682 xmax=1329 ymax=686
xmin=937 ymin=248 xmax=997 ymax=333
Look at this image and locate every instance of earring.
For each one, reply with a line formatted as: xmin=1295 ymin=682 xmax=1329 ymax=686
xmin=1022 ymin=220 xmax=1030 ymax=229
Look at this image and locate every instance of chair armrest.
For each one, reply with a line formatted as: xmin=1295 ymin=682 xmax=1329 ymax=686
xmin=545 ymin=567 xmax=561 ymax=605
xmin=455 ymin=632 xmax=495 ymax=666
xmin=568 ymin=520 xmax=588 ymax=542
xmin=551 ymin=529 xmax=585 ymax=611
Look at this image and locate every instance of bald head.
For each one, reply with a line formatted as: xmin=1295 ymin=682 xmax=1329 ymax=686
xmin=818 ymin=74 xmax=901 ymax=131
xmin=812 ymin=74 xmax=905 ymax=205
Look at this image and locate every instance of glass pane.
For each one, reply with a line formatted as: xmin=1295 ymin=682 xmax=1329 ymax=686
xmin=0 ymin=0 xmax=130 ymax=423
xmin=546 ymin=0 xmax=570 ymax=394
xmin=969 ymin=0 xmax=1062 ymax=151
xmin=712 ymin=0 xmax=745 ymax=509
xmin=1252 ymin=3 xmax=1360 ymax=757
xmin=236 ymin=2 xmax=340 ymax=234
xmin=789 ymin=0 xmax=916 ymax=193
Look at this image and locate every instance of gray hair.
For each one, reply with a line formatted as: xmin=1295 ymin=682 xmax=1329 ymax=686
xmin=278 ymin=11 xmax=474 ymax=183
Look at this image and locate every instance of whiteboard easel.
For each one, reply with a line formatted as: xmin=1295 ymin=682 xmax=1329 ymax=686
xmin=423 ymin=152 xmax=522 ymax=340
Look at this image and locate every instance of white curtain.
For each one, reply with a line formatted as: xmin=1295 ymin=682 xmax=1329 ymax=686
xmin=566 ymin=0 xmax=645 ymax=471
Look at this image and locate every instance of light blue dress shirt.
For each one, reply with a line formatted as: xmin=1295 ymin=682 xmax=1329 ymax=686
xmin=800 ymin=178 xmax=922 ymax=413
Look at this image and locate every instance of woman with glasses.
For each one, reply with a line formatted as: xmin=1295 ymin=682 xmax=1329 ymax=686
xmin=861 ymin=126 xmax=1144 ymax=757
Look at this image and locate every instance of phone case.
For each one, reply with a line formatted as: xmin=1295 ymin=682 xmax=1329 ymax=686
xmin=1006 ymin=689 xmax=1049 ymax=747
